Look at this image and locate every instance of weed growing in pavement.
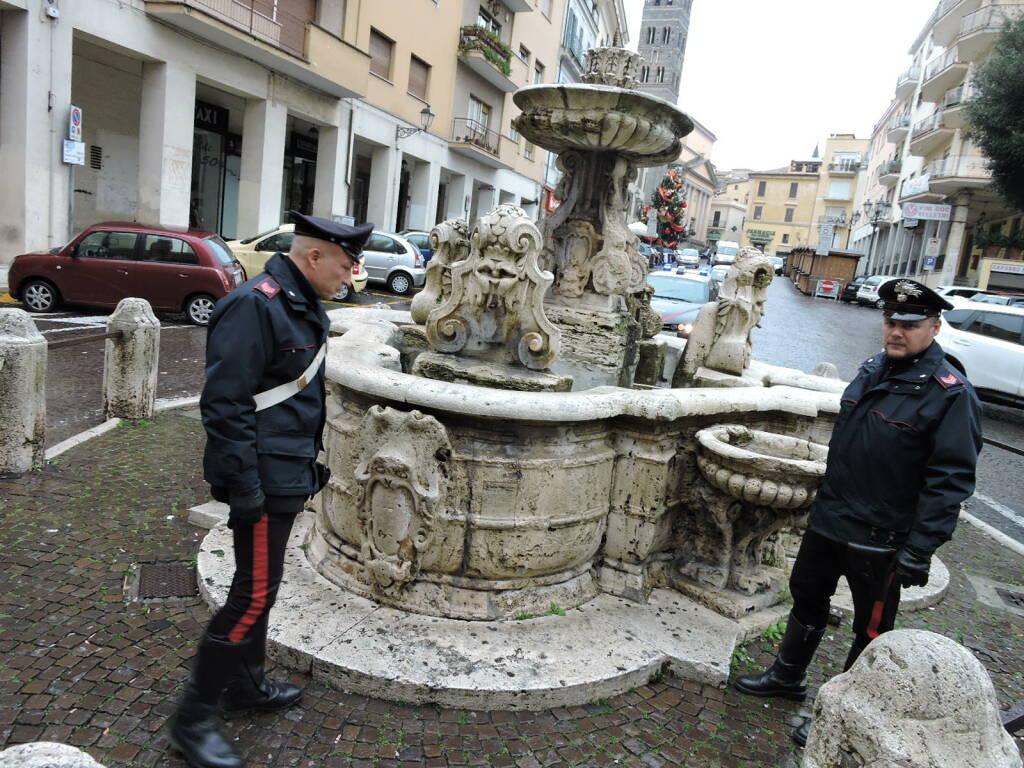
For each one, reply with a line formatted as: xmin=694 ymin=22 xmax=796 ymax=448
xmin=760 ymin=620 xmax=786 ymax=644
xmin=545 ymin=602 xmax=566 ymax=616
xmin=513 ymin=611 xmax=532 ymax=620
xmin=731 ymin=644 xmax=755 ymax=674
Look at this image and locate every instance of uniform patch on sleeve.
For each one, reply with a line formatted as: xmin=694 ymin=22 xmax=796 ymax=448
xmin=254 ymin=277 xmax=281 ymax=300
xmin=933 ymin=366 xmax=964 ymax=389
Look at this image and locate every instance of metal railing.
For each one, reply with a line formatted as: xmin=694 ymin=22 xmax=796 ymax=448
xmin=912 ymin=111 xmax=946 ymax=138
xmin=459 ymin=25 xmax=513 ymax=75
xmin=828 ymin=160 xmax=862 ymax=173
xmin=450 ymin=118 xmax=501 ymax=157
xmin=925 ymin=154 xmax=991 ymax=179
xmin=896 ymin=65 xmax=921 ymax=90
xmin=185 ymin=0 xmax=310 ymax=57
xmin=943 ymin=83 xmax=970 ymax=107
xmin=876 ymin=159 xmax=902 ymax=181
xmin=937 ymin=0 xmax=963 ymax=19
xmin=960 ymin=4 xmax=1024 ymax=37
xmin=888 ymin=114 xmax=912 ymax=131
xmin=924 ymin=46 xmax=962 ymax=81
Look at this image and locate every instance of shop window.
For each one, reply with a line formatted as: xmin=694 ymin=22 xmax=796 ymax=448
xmin=408 ymin=55 xmax=430 ymax=101
xmin=370 ymin=29 xmax=394 ymax=80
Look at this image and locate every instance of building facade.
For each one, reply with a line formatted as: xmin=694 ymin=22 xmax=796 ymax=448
xmin=0 ymin=0 xmax=575 ymax=267
xmin=849 ymin=0 xmax=1024 ymax=286
xmin=635 ymin=0 xmax=692 ymax=104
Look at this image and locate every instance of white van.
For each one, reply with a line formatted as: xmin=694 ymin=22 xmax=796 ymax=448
xmin=855 ymin=275 xmax=897 ymax=308
xmin=714 ymin=241 xmax=740 ymax=266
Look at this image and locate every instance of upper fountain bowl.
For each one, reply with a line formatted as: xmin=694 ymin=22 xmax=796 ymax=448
xmin=512 ymin=84 xmax=694 ymax=167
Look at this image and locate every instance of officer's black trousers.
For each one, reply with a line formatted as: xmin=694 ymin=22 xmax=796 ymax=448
xmin=206 ymin=496 xmax=304 ymax=645
xmin=789 ymin=529 xmax=902 ymax=648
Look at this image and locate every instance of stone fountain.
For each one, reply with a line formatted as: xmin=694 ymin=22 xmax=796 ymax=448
xmin=194 ymin=47 xmax=938 ymax=710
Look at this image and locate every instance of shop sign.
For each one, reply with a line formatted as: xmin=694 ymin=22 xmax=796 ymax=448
xmin=901 ymin=201 xmax=951 ymax=221
xmin=903 ymin=218 xmax=920 ymax=228
xmin=992 ymin=263 xmax=1024 ymax=275
xmin=68 ymin=105 xmax=83 ymax=142
xmin=707 ymin=230 xmax=722 ymax=241
xmin=194 ymin=101 xmax=229 ymax=133
xmin=925 ymin=237 xmax=942 ymax=257
xmin=901 ymin=174 xmax=930 ymax=197
xmin=747 ymin=228 xmax=775 ymax=241
xmin=291 ymin=132 xmax=318 ymax=161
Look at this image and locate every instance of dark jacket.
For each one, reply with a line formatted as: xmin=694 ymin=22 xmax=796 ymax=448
xmin=200 ymin=253 xmax=330 ymax=497
xmin=808 ymin=340 xmax=982 ymax=555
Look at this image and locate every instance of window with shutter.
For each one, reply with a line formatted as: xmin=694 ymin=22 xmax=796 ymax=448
xmin=408 ymin=56 xmax=429 ymax=100
xmin=369 ymin=29 xmax=393 ymax=79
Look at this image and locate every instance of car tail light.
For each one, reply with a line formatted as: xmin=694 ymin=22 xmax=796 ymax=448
xmin=219 ymin=271 xmax=231 ymax=291
xmin=352 ymin=262 xmax=361 ymax=275
xmin=414 ymin=251 xmax=423 ymax=269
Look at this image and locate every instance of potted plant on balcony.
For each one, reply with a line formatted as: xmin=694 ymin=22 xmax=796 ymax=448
xmin=459 ymin=25 xmax=513 ymax=76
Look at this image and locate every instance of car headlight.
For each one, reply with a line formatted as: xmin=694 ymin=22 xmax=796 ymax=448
xmin=676 ymin=322 xmax=694 ymax=337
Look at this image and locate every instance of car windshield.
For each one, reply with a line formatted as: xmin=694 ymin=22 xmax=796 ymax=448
xmin=237 ymin=226 xmax=280 ymax=245
xmin=205 ymin=236 xmax=237 ymax=266
xmin=648 ymin=275 xmax=709 ymax=302
xmin=680 ymin=249 xmax=699 ymax=257
xmin=717 ymin=245 xmax=738 ymax=256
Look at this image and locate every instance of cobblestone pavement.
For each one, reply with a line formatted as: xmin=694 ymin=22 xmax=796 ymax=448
xmin=1 ymin=412 xmax=1023 ymax=767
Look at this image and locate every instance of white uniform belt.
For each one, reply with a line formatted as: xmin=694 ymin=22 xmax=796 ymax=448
xmin=253 ymin=343 xmax=327 ymax=412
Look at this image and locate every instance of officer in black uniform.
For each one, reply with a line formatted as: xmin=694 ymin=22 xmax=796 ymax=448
xmin=168 ymin=212 xmax=373 ymax=768
xmin=734 ymin=278 xmax=982 ymax=747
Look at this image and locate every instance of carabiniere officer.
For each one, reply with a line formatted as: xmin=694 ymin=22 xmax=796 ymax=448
xmin=168 ymin=212 xmax=373 ymax=768
xmin=734 ymin=278 xmax=983 ymax=747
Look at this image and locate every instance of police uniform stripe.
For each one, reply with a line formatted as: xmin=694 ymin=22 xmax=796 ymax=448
xmin=228 ymin=516 xmax=270 ymax=643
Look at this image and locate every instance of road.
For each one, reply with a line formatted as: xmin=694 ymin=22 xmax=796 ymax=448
xmin=9 ymin=273 xmax=1024 ymax=547
xmin=754 ymin=275 xmax=1024 ymax=548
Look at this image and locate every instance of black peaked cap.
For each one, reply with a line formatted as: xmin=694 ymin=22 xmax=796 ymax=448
xmin=289 ymin=210 xmax=374 ymax=256
xmin=879 ymin=278 xmax=954 ymax=321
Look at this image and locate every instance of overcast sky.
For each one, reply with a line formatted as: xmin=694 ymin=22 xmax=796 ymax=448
xmin=624 ymin=0 xmax=937 ymax=171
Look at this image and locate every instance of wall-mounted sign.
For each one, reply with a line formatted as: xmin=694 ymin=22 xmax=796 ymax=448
xmin=902 ymin=202 xmax=951 ymax=221
xmin=817 ymin=222 xmax=834 ymax=256
xmin=925 ymin=237 xmax=942 ymax=257
xmin=923 ymin=256 xmax=937 ymax=271
xmin=903 ymin=218 xmax=920 ymax=228
xmin=747 ymin=228 xmax=775 ymax=241
xmin=992 ymin=263 xmax=1024 ymax=275
xmin=815 ymin=279 xmax=841 ymax=299
xmin=194 ymin=101 xmax=229 ymax=133
xmin=62 ymin=139 xmax=84 ymax=165
xmin=68 ymin=105 xmax=83 ymax=142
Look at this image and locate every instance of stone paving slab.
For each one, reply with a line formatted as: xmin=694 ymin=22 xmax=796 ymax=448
xmin=0 ymin=411 xmax=1021 ymax=768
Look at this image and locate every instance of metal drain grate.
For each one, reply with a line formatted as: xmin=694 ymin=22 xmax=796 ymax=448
xmin=137 ymin=562 xmax=197 ymax=599
xmin=996 ymin=587 xmax=1024 ymax=610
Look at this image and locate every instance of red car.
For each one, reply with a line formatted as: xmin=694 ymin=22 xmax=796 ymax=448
xmin=9 ymin=222 xmax=245 ymax=325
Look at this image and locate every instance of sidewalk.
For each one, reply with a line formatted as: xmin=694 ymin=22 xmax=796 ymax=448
xmin=1 ymin=410 xmax=1022 ymax=768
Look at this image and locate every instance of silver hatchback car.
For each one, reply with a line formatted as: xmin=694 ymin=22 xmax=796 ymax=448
xmin=361 ymin=231 xmax=427 ymax=295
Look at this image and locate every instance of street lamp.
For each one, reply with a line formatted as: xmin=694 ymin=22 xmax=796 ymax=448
xmin=395 ymin=105 xmax=436 ymax=146
xmin=861 ymin=199 xmax=892 ymax=274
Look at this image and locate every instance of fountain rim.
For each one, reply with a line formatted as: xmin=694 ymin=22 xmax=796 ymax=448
xmin=695 ymin=424 xmax=828 ymax=478
xmin=325 ymin=319 xmax=841 ymax=425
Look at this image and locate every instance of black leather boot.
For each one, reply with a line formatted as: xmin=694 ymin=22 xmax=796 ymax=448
xmin=792 ymin=718 xmax=812 ymax=747
xmin=733 ymin=614 xmax=824 ymax=701
xmin=221 ymin=620 xmax=302 ymax=718
xmin=168 ymin=635 xmax=244 ymax=768
xmin=843 ymin=635 xmax=870 ymax=672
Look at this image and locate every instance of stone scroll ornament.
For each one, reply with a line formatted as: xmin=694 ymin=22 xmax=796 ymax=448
xmin=425 ymin=204 xmax=560 ymax=371
xmin=353 ymin=406 xmax=452 ymax=594
xmin=410 ymin=218 xmax=470 ymax=324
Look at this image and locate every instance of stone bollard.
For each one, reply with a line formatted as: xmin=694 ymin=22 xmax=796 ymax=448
xmin=0 ymin=309 xmax=47 ymax=473
xmin=103 ymin=298 xmax=160 ymax=421
xmin=0 ymin=742 xmax=107 ymax=767
xmin=804 ymin=629 xmax=1022 ymax=768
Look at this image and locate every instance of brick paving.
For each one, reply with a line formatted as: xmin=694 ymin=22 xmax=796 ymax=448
xmin=1 ymin=411 xmax=1022 ymax=767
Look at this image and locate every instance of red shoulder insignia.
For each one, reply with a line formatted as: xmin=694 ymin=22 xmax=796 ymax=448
xmin=254 ymin=278 xmax=281 ymax=300
xmin=933 ymin=368 xmax=963 ymax=389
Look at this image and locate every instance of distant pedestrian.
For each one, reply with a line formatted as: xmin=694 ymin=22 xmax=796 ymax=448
xmin=733 ymin=279 xmax=982 ymax=747
xmin=168 ymin=212 xmax=373 ymax=768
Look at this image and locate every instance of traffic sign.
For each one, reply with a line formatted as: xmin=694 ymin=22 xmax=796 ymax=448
xmin=68 ymin=105 xmax=82 ymax=142
xmin=815 ymin=279 xmax=840 ymax=299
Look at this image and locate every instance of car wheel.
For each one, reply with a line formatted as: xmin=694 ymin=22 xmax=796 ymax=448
xmin=185 ymin=294 xmax=216 ymax=326
xmin=333 ymin=283 xmax=352 ymax=302
xmin=21 ymin=279 xmax=59 ymax=313
xmin=387 ymin=271 xmax=413 ymax=295
xmin=874 ymin=298 xmax=885 ymax=309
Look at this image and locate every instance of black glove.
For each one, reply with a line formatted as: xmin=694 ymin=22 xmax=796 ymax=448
xmin=314 ymin=461 xmax=332 ymax=493
xmin=894 ymin=546 xmax=930 ymax=588
xmin=228 ymin=487 xmax=265 ymax=529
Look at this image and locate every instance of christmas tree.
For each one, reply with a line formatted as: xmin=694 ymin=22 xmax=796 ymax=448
xmin=646 ymin=168 xmax=688 ymax=249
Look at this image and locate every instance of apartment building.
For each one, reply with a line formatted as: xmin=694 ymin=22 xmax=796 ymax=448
xmin=850 ymin=0 xmax=1024 ymax=286
xmin=740 ymin=162 xmax=821 ymax=256
xmin=0 ymin=0 xmax=573 ymax=265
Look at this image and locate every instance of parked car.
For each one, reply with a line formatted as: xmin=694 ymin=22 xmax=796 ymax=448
xmin=768 ymin=255 xmax=785 ymax=275
xmin=676 ymin=247 xmax=701 ymax=269
xmin=9 ymin=221 xmax=245 ymax=325
xmin=225 ymin=222 xmax=368 ymax=301
xmin=840 ymin=276 xmax=867 ymax=303
xmin=399 ymin=230 xmax=434 ymax=263
xmin=855 ymin=274 xmax=897 ymax=308
xmin=968 ymin=292 xmax=1024 ymax=307
xmin=708 ymin=265 xmax=730 ymax=283
xmin=647 ymin=272 xmax=719 ymax=337
xmin=361 ymin=231 xmax=427 ymax=295
xmin=935 ymin=285 xmax=992 ymax=300
xmin=938 ymin=301 xmax=1024 ymax=406
xmin=713 ymin=240 xmax=740 ymax=266
xmin=638 ymin=242 xmax=657 ymax=269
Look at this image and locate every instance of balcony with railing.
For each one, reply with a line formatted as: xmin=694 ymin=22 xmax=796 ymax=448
xmin=877 ymin=158 xmax=903 ymax=187
xmin=143 ymin=0 xmax=368 ymax=98
xmin=932 ymin=0 xmax=983 ymax=46
xmin=886 ymin=113 xmax=912 ymax=143
xmin=449 ymin=118 xmax=511 ymax=169
xmin=895 ymin=65 xmax=921 ymax=98
xmin=957 ymin=4 xmax=1024 ymax=59
xmin=458 ymin=25 xmax=516 ymax=92
xmin=920 ymin=46 xmax=968 ymax=101
xmin=909 ymin=111 xmax=953 ymax=155
xmin=942 ymin=83 xmax=973 ymax=128
xmin=925 ymin=154 xmax=991 ymax=192
xmin=828 ymin=159 xmax=862 ymax=175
